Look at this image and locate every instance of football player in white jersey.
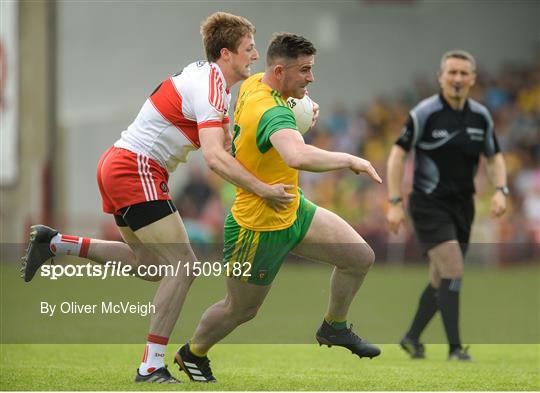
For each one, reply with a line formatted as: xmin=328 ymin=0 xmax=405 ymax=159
xmin=21 ymin=12 xmax=295 ymax=384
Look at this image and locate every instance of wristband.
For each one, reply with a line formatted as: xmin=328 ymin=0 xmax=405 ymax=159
xmin=496 ymin=186 xmax=510 ymax=196
xmin=388 ymin=196 xmax=403 ymax=205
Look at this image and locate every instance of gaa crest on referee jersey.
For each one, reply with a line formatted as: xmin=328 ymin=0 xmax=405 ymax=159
xmin=160 ymin=181 xmax=169 ymax=194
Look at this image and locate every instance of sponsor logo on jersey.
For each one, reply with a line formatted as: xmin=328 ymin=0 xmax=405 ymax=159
xmin=466 ymin=127 xmax=484 ymax=135
xmin=432 ymin=129 xmax=449 ymax=139
xmin=467 ymin=128 xmax=484 ymax=141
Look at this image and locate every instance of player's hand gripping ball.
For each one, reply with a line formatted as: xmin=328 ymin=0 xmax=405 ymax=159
xmin=287 ymin=95 xmax=315 ymax=134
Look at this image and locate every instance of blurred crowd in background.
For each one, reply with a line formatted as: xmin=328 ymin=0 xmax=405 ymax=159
xmin=174 ymin=58 xmax=539 ymax=264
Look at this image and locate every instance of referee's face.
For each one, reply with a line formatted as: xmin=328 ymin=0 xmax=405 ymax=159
xmin=438 ymin=58 xmax=476 ymax=103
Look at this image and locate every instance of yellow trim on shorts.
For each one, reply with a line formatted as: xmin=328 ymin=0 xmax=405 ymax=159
xmin=228 ymin=227 xmax=247 ymax=276
xmin=241 ymin=231 xmax=260 ymax=282
xmin=240 ymin=230 xmax=255 ymax=262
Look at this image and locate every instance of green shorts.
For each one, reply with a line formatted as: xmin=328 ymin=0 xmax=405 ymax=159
xmin=223 ymin=192 xmax=317 ymax=285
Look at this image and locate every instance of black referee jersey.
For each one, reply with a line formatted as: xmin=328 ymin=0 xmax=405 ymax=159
xmin=396 ymin=93 xmax=500 ymax=199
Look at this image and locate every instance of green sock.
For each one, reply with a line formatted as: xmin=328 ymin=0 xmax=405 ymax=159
xmin=324 ymin=316 xmax=347 ymax=330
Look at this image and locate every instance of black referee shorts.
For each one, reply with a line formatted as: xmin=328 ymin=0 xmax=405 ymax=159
xmin=408 ymin=191 xmax=475 ymax=255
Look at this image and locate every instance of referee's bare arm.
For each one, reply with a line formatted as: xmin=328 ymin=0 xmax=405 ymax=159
xmin=485 ymin=152 xmax=508 ymax=218
xmin=386 ymin=145 xmax=408 ymax=234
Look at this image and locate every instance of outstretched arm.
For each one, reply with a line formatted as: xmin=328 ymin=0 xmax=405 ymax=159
xmin=199 ymin=127 xmax=295 ymax=211
xmin=269 ymin=129 xmax=382 ymax=182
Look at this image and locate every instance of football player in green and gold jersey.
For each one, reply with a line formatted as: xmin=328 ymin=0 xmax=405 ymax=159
xmin=175 ymin=33 xmax=383 ymax=382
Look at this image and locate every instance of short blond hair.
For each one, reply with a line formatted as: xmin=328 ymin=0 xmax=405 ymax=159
xmin=200 ymin=12 xmax=256 ymax=62
xmin=440 ymin=49 xmax=476 ymax=72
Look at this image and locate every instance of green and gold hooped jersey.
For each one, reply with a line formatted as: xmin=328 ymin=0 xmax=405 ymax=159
xmin=231 ymin=73 xmax=301 ymax=231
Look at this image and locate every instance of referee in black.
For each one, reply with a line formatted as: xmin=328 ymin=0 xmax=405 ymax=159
xmin=386 ymin=50 xmax=508 ymax=361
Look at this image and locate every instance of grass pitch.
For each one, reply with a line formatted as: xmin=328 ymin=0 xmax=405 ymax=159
xmin=0 ymin=343 xmax=538 ymax=390
xmin=2 ymin=263 xmax=538 ymax=345
xmin=1 ymin=262 xmax=538 ymax=390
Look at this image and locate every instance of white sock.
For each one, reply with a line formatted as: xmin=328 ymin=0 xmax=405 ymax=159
xmin=139 ymin=335 xmax=168 ymax=375
xmin=50 ymin=233 xmax=90 ymax=258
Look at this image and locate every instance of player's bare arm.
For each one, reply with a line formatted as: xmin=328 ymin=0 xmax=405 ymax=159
xmin=386 ymin=145 xmax=408 ymax=234
xmin=199 ymin=127 xmax=295 ymax=211
xmin=269 ymin=128 xmax=382 ymax=183
xmin=485 ymin=152 xmax=508 ymax=218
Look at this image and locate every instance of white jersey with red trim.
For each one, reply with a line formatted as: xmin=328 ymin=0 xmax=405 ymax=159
xmin=114 ymin=61 xmax=231 ymax=173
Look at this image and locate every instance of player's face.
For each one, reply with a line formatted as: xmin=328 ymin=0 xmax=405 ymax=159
xmin=230 ymin=34 xmax=259 ymax=81
xmin=282 ymin=55 xmax=315 ymax=99
xmin=438 ymin=58 xmax=476 ymax=102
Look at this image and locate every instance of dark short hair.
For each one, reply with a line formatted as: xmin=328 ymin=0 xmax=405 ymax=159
xmin=200 ymin=12 xmax=256 ymax=62
xmin=266 ymin=33 xmax=317 ymax=66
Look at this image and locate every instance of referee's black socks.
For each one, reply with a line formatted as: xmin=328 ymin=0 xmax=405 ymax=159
xmin=406 ymin=283 xmax=438 ymax=341
xmin=438 ymin=278 xmax=462 ymax=353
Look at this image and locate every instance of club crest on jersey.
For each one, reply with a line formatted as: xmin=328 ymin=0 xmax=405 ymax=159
xmin=160 ymin=182 xmax=169 ymax=194
xmin=257 ymin=270 xmax=268 ymax=280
